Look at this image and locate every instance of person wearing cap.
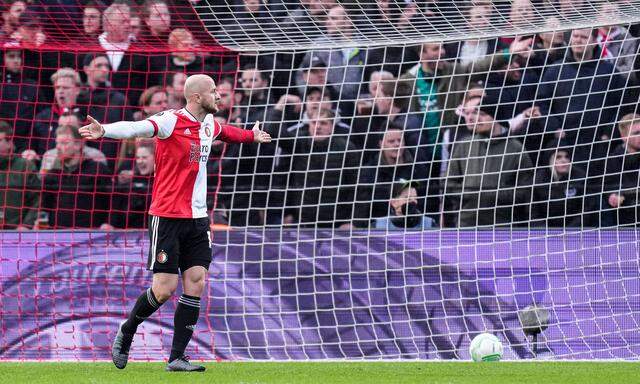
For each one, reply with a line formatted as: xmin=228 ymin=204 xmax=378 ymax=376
xmin=0 ymin=41 xmax=37 ymax=152
xmin=293 ymin=54 xmax=329 ymax=98
xmin=374 ymin=178 xmax=437 ymax=230
xmin=294 ymin=4 xmax=379 ymax=114
xmin=531 ymin=142 xmax=597 ymax=228
xmin=443 ymin=93 xmax=534 ymax=228
xmin=602 ymin=113 xmax=640 ymax=227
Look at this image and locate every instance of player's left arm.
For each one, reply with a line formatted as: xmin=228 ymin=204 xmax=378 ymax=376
xmin=218 ymin=121 xmax=271 ymax=144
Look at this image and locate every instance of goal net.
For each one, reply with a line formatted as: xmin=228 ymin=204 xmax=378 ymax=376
xmin=1 ymin=0 xmax=640 ymax=361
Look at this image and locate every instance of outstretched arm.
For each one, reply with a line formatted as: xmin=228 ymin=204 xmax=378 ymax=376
xmin=79 ymin=115 xmax=156 ymax=140
xmin=218 ymin=121 xmax=272 ymax=144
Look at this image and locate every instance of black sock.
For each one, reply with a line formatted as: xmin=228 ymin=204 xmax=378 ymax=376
xmin=169 ymin=294 xmax=200 ymax=362
xmin=121 ymin=288 xmax=162 ymax=335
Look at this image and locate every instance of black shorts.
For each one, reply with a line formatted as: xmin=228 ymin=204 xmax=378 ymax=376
xmin=147 ymin=215 xmax=212 ymax=274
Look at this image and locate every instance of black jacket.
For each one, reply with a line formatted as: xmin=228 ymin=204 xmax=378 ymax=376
xmin=41 ymin=158 xmax=112 ymax=228
xmin=603 ymin=145 xmax=640 ymax=226
xmin=532 ymin=165 xmax=598 ymax=227
xmin=0 ymin=71 xmax=38 ymax=152
xmin=110 ymin=168 xmax=153 ymax=229
xmin=287 ymin=136 xmax=359 ymax=227
xmin=537 ymin=51 xmax=626 ymax=171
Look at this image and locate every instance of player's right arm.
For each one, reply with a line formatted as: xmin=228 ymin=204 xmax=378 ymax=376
xmin=79 ymin=113 xmax=176 ymax=140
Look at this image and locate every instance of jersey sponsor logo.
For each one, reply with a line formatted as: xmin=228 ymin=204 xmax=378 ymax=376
xmin=156 ymin=250 xmax=168 ymax=264
xmin=188 ymin=142 xmax=210 ymax=163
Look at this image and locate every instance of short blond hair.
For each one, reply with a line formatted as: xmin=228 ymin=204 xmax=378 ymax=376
xmin=51 ymin=67 xmax=81 ymax=86
xmin=618 ymin=113 xmax=640 ymax=136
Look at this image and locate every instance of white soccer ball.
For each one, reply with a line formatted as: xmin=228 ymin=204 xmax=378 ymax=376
xmin=469 ymin=333 xmax=503 ymax=362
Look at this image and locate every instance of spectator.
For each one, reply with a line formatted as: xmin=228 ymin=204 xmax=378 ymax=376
xmin=401 ymin=37 xmax=532 ymax=166
xmin=484 ymin=55 xmax=543 ymax=162
xmin=40 ymin=124 xmax=111 ymax=228
xmin=509 ymin=0 xmax=536 ymax=28
xmin=355 ymin=70 xmax=394 ymax=116
xmin=234 ymin=65 xmax=273 ymax=125
xmin=597 ymin=2 xmax=639 ymax=83
xmin=374 ymin=179 xmax=437 ymax=230
xmin=17 ymin=10 xmax=74 ymax=100
xmin=352 ymin=79 xmax=423 ymax=164
xmin=110 ymin=141 xmax=154 ymax=228
xmin=215 ymin=77 xmax=234 ymax=118
xmin=264 ymin=87 xmax=348 ymax=164
xmin=293 ymin=54 xmax=329 ymax=98
xmin=99 ymin=2 xmax=152 ymax=106
xmin=12 ymin=9 xmax=46 ymax=48
xmin=223 ymin=0 xmax=278 ymax=43
xmin=0 ymin=121 xmax=38 ymax=229
xmin=82 ymin=53 xmax=130 ymax=166
xmin=282 ymin=0 xmax=335 ymax=37
xmin=603 ymin=113 xmax=640 ymax=227
xmin=444 ymin=93 xmax=534 ymax=228
xmin=529 ymin=17 xmax=567 ymax=71
xmin=134 ymin=85 xmax=168 ymax=121
xmin=138 ymin=0 xmax=171 ymax=46
xmin=30 ymin=68 xmax=86 ymax=155
xmin=166 ymin=72 xmax=187 ymax=109
xmin=120 ymin=85 xmax=166 ymax=169
xmin=295 ymin=4 xmax=380 ymax=113
xmin=455 ymin=4 xmax=499 ymax=65
xmin=0 ymin=0 xmax=25 ymax=42
xmin=82 ymin=1 xmax=104 ymax=42
xmin=537 ymin=28 xmax=626 ymax=177
xmin=0 ymin=42 xmax=38 ymax=152
xmin=40 ymin=114 xmax=106 ymax=173
xmin=285 ymin=109 xmax=359 ymax=228
xmin=532 ymin=144 xmax=598 ymax=227
xmin=354 ymin=128 xmax=431 ymax=226
xmin=165 ymin=28 xmax=212 ymax=75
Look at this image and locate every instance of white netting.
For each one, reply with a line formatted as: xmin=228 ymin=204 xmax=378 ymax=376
xmin=196 ymin=0 xmax=640 ymax=50
xmin=195 ymin=0 xmax=640 ymax=360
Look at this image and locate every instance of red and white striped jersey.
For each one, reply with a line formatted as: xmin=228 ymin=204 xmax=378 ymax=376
xmin=146 ymin=108 xmax=255 ymax=219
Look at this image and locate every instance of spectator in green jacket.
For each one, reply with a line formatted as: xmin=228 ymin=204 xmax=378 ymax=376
xmin=0 ymin=121 xmax=39 ymax=229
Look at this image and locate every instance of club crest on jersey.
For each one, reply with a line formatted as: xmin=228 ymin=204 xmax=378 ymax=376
xmin=156 ymin=250 xmax=168 ymax=264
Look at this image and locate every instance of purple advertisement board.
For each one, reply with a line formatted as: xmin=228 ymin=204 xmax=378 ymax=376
xmin=1 ymin=230 xmax=639 ymax=361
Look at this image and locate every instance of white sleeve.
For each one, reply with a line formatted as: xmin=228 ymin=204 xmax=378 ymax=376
xmin=102 ymin=120 xmax=155 ymax=139
xmin=146 ymin=111 xmax=178 ymax=139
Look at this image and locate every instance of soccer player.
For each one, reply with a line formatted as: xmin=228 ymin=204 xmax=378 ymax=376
xmin=79 ymin=74 xmax=271 ymax=371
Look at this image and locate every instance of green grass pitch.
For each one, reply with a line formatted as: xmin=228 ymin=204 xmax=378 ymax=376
xmin=1 ymin=362 xmax=639 ymax=384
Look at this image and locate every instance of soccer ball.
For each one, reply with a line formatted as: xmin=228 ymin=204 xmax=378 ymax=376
xmin=469 ymin=333 xmax=503 ymax=362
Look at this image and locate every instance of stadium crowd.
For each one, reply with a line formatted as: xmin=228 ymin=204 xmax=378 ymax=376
xmin=0 ymin=0 xmax=639 ymax=229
